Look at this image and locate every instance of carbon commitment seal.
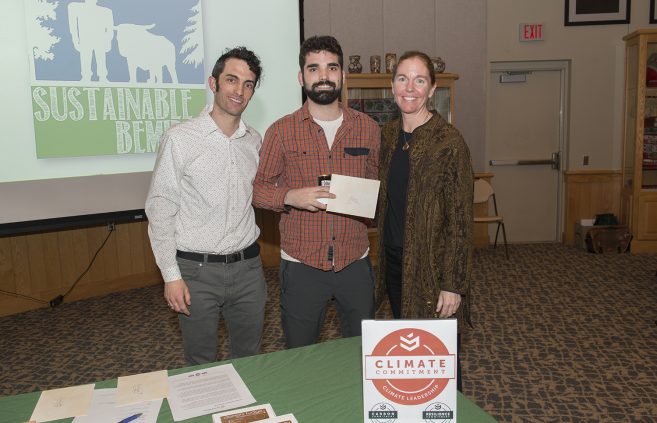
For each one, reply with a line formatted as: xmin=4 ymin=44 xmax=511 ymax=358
xmin=364 ymin=328 xmax=456 ymax=406
xmin=368 ymin=402 xmax=398 ymax=423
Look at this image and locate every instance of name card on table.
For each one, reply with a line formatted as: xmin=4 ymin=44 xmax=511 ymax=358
xmin=362 ymin=319 xmax=457 ymax=422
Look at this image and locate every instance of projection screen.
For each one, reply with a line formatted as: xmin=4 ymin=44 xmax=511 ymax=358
xmin=0 ymin=0 xmax=302 ymax=234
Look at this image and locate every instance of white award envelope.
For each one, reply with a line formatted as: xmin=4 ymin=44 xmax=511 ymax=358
xmin=326 ymin=174 xmax=380 ymax=219
xmin=116 ymin=369 xmax=168 ymax=406
xmin=30 ymin=383 xmax=95 ymax=422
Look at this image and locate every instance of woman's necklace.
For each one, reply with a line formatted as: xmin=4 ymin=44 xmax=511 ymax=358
xmin=402 ymin=131 xmax=411 ymax=151
xmin=401 ymin=112 xmax=432 ymax=151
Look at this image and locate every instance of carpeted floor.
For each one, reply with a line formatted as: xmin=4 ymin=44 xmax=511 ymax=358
xmin=0 ymin=244 xmax=656 ymax=422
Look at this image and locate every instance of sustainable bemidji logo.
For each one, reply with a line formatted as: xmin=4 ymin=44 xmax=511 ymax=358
xmin=364 ymin=329 xmax=455 ymax=406
xmin=25 ymin=0 xmax=206 ymax=158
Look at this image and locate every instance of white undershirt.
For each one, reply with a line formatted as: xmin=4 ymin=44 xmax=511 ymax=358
xmin=314 ymin=114 xmax=343 ymax=150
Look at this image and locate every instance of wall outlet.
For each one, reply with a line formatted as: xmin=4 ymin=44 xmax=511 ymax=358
xmin=107 ymin=222 xmax=115 ymax=232
xmin=583 ymin=155 xmax=589 ymax=166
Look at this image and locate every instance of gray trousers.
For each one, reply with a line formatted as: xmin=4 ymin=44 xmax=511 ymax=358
xmin=279 ymin=257 xmax=375 ymax=348
xmin=177 ymin=255 xmax=266 ymax=365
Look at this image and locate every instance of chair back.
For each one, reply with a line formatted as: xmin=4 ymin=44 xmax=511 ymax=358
xmin=473 ymin=179 xmax=494 ymax=204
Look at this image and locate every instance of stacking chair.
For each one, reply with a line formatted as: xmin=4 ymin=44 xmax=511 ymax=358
xmin=473 ymin=179 xmax=509 ymax=259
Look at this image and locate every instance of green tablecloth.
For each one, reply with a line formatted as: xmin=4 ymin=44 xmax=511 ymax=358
xmin=0 ymin=337 xmax=497 ymax=422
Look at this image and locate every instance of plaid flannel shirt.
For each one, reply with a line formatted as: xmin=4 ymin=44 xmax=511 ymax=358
xmin=253 ymin=102 xmax=380 ymax=271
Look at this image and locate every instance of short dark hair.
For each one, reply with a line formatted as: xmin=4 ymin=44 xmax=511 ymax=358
xmin=211 ymin=47 xmax=263 ymax=87
xmin=392 ymin=51 xmax=436 ymax=87
xmin=299 ymin=35 xmax=343 ymax=69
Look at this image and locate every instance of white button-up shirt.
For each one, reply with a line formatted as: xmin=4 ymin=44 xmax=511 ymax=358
xmin=146 ymin=106 xmax=262 ymax=282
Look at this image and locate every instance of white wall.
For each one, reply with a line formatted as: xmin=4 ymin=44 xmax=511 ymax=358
xmin=304 ymin=0 xmax=487 ymax=170
xmin=487 ymin=0 xmax=655 ymax=170
xmin=304 ymin=0 xmax=657 ymax=172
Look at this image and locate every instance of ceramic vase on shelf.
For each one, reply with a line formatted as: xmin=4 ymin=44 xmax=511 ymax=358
xmin=385 ymin=53 xmax=397 ymax=73
xmin=431 ymin=56 xmax=446 ymax=73
xmin=370 ymin=55 xmax=381 ymax=73
xmin=348 ymin=55 xmax=363 ymax=73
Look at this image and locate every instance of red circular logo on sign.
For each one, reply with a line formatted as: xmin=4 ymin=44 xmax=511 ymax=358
xmin=370 ymin=328 xmax=451 ymax=405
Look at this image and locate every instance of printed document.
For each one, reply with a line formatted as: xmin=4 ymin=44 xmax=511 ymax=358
xmin=167 ymin=364 xmax=255 ymax=421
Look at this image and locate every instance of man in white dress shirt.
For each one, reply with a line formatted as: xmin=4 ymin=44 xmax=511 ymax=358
xmin=146 ymin=47 xmax=265 ymax=365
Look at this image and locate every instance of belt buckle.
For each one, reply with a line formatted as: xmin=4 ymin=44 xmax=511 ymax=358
xmin=225 ymin=251 xmax=242 ymax=264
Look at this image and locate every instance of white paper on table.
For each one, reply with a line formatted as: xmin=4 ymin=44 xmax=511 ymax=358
xmin=212 ymin=403 xmax=275 ymax=422
xmin=167 ymin=364 xmax=256 ymax=422
xmin=116 ymin=369 xmax=168 ymax=406
xmin=30 ymin=383 xmax=95 ymax=422
xmin=72 ymin=388 xmax=162 ymax=423
xmin=325 ymin=174 xmax=380 ymax=219
xmin=259 ymin=414 xmax=298 ymax=423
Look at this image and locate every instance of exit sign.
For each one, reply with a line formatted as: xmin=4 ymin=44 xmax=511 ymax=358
xmin=519 ymin=23 xmax=544 ymax=42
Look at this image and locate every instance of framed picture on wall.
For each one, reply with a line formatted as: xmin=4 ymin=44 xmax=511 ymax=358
xmin=651 ymin=0 xmax=657 ymax=24
xmin=564 ymin=0 xmax=630 ymax=26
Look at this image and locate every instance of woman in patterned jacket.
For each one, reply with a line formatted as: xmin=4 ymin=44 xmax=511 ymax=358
xmin=375 ymin=50 xmax=474 ymax=390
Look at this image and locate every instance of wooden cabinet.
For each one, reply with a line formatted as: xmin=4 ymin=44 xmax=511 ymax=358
xmin=621 ymin=30 xmax=657 ymax=252
xmin=343 ymin=72 xmax=459 ymax=124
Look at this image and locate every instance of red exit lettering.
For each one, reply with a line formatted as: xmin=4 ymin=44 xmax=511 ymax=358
xmin=519 ymin=23 xmax=544 ymax=42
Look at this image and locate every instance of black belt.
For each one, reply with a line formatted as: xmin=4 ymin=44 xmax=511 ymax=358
xmin=176 ymin=242 xmax=260 ymax=264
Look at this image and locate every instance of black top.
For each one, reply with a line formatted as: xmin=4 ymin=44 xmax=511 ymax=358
xmin=383 ymin=130 xmax=411 ymax=248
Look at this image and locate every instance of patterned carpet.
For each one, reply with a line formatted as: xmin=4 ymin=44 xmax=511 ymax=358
xmin=0 ymin=244 xmax=656 ymax=422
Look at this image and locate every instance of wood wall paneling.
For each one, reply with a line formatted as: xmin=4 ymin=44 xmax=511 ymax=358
xmin=0 ymin=221 xmax=162 ymax=317
xmin=637 ymin=195 xmax=657 ymax=239
xmin=9 ymin=236 xmax=30 ymax=296
xmin=0 ymin=237 xmax=15 ymax=293
xmin=563 ymin=170 xmax=621 ymax=245
xmin=0 ymin=170 xmax=624 ymax=317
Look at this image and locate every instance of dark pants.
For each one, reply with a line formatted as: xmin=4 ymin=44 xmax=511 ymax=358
xmin=177 ymin=255 xmax=267 ymax=365
xmin=279 ymin=257 xmax=375 ymax=348
xmin=384 ymin=244 xmax=463 ymax=391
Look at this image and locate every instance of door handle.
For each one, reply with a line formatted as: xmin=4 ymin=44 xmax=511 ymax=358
xmin=490 ymin=151 xmax=560 ymax=170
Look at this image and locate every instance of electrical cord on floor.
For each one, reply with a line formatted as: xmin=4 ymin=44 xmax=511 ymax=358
xmin=48 ymin=224 xmax=115 ymax=307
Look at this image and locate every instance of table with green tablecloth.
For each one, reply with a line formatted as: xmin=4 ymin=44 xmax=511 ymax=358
xmin=0 ymin=337 xmax=497 ymax=422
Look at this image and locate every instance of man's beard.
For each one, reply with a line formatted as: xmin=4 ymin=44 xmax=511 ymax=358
xmin=303 ymin=80 xmax=342 ymax=105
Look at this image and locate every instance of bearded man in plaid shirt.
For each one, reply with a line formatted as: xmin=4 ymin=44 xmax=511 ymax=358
xmin=254 ymin=36 xmax=380 ymax=348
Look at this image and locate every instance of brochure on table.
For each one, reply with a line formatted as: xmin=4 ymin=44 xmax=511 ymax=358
xmin=167 ymin=364 xmax=256 ymax=421
xmin=362 ymin=319 xmax=457 ymax=422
